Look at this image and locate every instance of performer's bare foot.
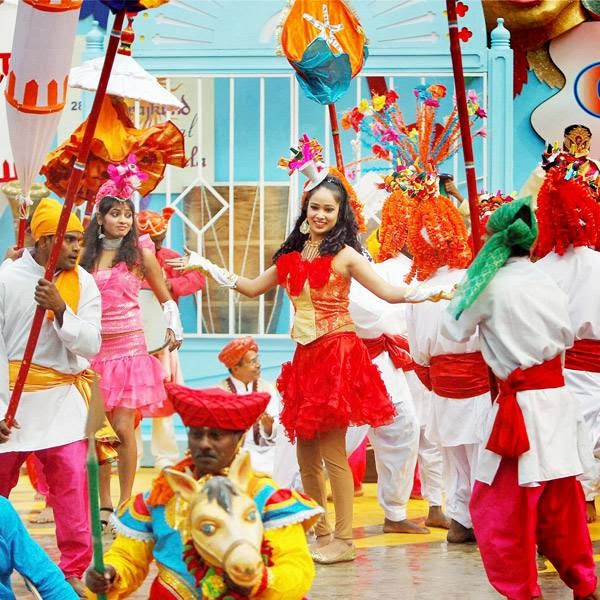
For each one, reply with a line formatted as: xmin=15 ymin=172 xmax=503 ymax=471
xmin=383 ymin=517 xmax=429 ymax=534
xmin=66 ymin=577 xmax=87 ymax=598
xmin=446 ymin=519 xmax=476 ymax=543
xmin=424 ymin=505 xmax=450 ymax=529
xmin=29 ymin=505 xmax=54 ymax=524
xmin=311 ymin=539 xmax=356 ymax=564
xmin=586 ymin=500 xmax=597 ymax=523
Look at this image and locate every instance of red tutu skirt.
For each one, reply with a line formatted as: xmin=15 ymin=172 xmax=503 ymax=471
xmin=277 ymin=332 xmax=396 ymax=441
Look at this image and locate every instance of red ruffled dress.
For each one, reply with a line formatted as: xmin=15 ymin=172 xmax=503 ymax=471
xmin=276 ymin=251 xmax=396 ymax=441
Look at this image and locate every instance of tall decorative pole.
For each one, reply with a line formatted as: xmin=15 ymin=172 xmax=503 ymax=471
xmin=280 ymin=0 xmax=367 ymax=173
xmin=446 ymin=0 xmax=482 ymax=252
xmin=4 ymin=10 xmax=127 ymax=428
xmin=446 ymin=0 xmax=498 ymax=396
xmin=488 ymin=18 xmax=513 ymax=194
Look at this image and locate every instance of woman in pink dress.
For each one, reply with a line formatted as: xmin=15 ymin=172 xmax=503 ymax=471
xmin=80 ymin=159 xmax=183 ymax=522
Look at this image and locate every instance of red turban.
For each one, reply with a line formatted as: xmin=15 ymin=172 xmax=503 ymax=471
xmin=218 ymin=336 xmax=259 ymax=369
xmin=137 ymin=206 xmax=175 ymax=236
xmin=166 ymin=384 xmax=270 ymax=431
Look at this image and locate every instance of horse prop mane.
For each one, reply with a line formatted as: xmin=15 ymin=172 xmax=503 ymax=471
xmin=164 ymin=451 xmax=264 ymax=591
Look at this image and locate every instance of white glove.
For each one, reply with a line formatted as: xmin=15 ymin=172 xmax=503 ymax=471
xmin=162 ymin=299 xmax=183 ymax=341
xmin=187 ymin=252 xmax=239 ymax=288
xmin=404 ymin=283 xmax=455 ymax=303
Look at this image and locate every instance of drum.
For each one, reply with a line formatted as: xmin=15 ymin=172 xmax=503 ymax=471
xmin=138 ymin=288 xmax=169 ymax=354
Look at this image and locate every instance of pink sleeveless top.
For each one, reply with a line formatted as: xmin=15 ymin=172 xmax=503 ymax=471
xmin=93 ymin=262 xmax=144 ymax=335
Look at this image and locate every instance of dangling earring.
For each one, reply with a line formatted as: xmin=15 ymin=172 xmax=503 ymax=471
xmin=299 ymin=219 xmax=309 ymax=234
xmin=98 ymin=224 xmax=105 ymax=240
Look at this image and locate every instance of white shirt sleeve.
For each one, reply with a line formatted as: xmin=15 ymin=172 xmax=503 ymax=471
xmin=52 ymin=276 xmax=102 ymax=360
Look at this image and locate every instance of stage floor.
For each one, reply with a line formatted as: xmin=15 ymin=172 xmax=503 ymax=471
xmin=9 ymin=469 xmax=600 ymax=599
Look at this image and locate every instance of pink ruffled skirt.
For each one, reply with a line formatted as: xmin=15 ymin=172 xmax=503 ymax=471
xmin=91 ymin=331 xmax=167 ymax=414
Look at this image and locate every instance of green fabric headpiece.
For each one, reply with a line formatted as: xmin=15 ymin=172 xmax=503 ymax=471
xmin=449 ymin=197 xmax=538 ymax=319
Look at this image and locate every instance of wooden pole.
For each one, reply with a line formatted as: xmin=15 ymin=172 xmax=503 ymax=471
xmin=4 ymin=11 xmax=126 ymax=428
xmin=446 ymin=0 xmax=482 ymax=253
xmin=328 ymin=103 xmax=345 ymax=172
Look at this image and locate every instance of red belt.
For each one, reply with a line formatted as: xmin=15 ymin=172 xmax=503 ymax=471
xmin=362 ymin=334 xmax=412 ymax=370
xmin=429 ymin=352 xmax=490 ymax=399
xmin=486 ymin=355 xmax=564 ymax=458
xmin=565 ymin=339 xmax=600 ymax=372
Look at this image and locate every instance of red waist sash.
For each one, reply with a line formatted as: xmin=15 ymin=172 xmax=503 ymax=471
xmin=486 ymin=355 xmax=564 ymax=459
xmin=429 ymin=352 xmax=490 ymax=399
xmin=362 ymin=334 xmax=412 ymax=370
xmin=564 ymin=339 xmax=600 ymax=372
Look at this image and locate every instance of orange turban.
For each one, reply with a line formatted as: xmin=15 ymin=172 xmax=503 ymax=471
xmin=30 ymin=198 xmax=84 ymax=242
xmin=218 ymin=336 xmax=259 ymax=369
xmin=138 ymin=206 xmax=175 ymax=237
xmin=30 ymin=198 xmax=83 ymax=320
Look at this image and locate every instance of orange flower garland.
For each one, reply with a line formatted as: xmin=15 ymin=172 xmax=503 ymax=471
xmin=534 ymin=166 xmax=600 ymax=258
xmin=376 ymin=189 xmax=412 ymax=263
xmin=329 ymin=166 xmax=367 ymax=233
xmin=405 ymin=193 xmax=472 ymax=283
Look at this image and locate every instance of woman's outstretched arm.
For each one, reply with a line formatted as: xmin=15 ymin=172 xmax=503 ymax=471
xmin=166 ymin=249 xmax=279 ymax=298
xmin=340 ymin=247 xmax=451 ymax=304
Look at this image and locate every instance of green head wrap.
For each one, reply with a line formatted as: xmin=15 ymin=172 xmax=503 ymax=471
xmin=449 ymin=197 xmax=538 ymax=319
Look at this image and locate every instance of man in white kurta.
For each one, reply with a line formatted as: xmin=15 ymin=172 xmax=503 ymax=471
xmin=443 ymin=198 xmax=596 ymax=600
xmin=537 ymin=246 xmax=600 ymax=519
xmin=407 ymin=266 xmax=489 ymax=543
xmin=0 ymin=199 xmax=102 ymax=596
xmin=349 ymin=254 xmax=429 ymax=533
xmin=532 ymin=168 xmax=600 ymax=521
xmin=215 ymin=336 xmax=280 ymax=475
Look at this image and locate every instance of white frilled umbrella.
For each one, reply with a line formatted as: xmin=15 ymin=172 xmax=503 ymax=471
xmin=69 ymin=52 xmax=183 ymax=111
xmin=4 ymin=0 xmax=82 ymax=246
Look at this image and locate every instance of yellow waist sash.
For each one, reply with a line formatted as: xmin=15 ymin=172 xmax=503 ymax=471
xmin=8 ymin=361 xmax=118 ymax=462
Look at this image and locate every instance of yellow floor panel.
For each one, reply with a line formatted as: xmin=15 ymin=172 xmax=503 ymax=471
xmin=12 ymin=471 xmax=600 ymax=552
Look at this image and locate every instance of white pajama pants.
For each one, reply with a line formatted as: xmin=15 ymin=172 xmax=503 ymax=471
xmin=442 ymin=443 xmax=478 ymax=528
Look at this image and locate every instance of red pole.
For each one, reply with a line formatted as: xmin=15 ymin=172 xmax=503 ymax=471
xmin=328 ymin=103 xmax=345 ymax=172
xmin=446 ymin=0 xmax=497 ymax=397
xmin=4 ymin=11 xmax=126 ymax=428
xmin=445 ymin=0 xmax=482 ymax=253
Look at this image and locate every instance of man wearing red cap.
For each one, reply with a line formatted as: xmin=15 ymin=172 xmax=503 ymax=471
xmin=86 ymin=385 xmax=321 ymax=599
xmin=216 ymin=337 xmax=281 ymax=476
xmin=136 ymin=207 xmax=205 ymax=471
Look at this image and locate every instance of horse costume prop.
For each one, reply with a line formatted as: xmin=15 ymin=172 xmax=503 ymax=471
xmin=165 ymin=451 xmax=265 ymax=593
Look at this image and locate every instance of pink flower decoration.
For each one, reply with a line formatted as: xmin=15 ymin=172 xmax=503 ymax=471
xmin=381 ymin=128 xmax=400 ymax=143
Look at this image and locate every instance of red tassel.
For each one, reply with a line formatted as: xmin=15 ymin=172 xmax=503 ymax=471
xmin=485 ymin=386 xmax=530 ymax=459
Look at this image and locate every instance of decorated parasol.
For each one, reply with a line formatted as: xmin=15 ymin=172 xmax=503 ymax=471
xmin=4 ymin=0 xmax=83 ymax=248
xmin=42 ymin=14 xmax=186 ymax=220
xmin=280 ymin=0 xmax=367 ymax=171
xmin=68 ymin=14 xmax=183 ymax=111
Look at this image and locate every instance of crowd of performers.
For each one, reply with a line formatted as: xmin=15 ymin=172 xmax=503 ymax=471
xmin=0 ymin=123 xmax=599 ymax=600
